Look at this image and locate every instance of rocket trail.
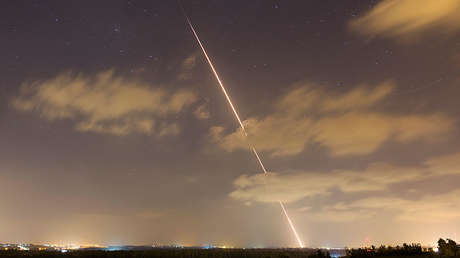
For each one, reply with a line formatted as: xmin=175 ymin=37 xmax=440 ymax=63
xmin=180 ymin=9 xmax=247 ymax=135
xmin=279 ymin=201 xmax=304 ymax=248
xmin=180 ymin=4 xmax=304 ymax=248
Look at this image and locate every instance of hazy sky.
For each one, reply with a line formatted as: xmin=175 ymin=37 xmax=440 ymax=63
xmin=1 ymin=0 xmax=460 ymax=248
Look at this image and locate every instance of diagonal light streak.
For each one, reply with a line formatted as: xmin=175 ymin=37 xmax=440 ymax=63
xmin=180 ymin=3 xmax=304 ymax=248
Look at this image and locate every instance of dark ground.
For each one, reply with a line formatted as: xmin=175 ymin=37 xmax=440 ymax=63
xmin=0 ymin=248 xmax=436 ymax=258
xmin=0 ymin=248 xmax=319 ymax=258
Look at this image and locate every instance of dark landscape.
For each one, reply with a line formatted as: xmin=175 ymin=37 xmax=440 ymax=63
xmin=0 ymin=239 xmax=459 ymax=258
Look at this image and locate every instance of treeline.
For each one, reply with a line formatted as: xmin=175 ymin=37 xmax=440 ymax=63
xmin=346 ymin=243 xmax=428 ymax=258
xmin=438 ymin=239 xmax=459 ymax=257
xmin=346 ymin=238 xmax=459 ymax=258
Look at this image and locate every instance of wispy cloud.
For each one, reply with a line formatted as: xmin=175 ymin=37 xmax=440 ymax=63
xmin=193 ymin=103 xmax=210 ymax=120
xmin=211 ymin=81 xmax=452 ymax=156
xmin=312 ymin=189 xmax=460 ymax=223
xmin=349 ymin=0 xmax=460 ymax=40
xmin=12 ymin=70 xmax=197 ymax=136
xmin=230 ymin=152 xmax=460 ymax=204
xmin=178 ymin=53 xmax=199 ymax=81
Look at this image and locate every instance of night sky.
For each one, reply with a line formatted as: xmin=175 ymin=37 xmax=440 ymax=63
xmin=1 ymin=0 xmax=460 ymax=248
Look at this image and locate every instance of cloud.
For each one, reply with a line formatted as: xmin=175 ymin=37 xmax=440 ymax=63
xmin=193 ymin=104 xmax=210 ymax=120
xmin=349 ymin=0 xmax=460 ymax=39
xmin=424 ymin=152 xmax=460 ymax=175
xmin=211 ymin=81 xmax=452 ymax=156
xmin=229 ymin=152 xmax=460 ymax=204
xmin=305 ymin=207 xmax=377 ymax=223
xmin=12 ymin=70 xmax=197 ymax=136
xmin=158 ymin=122 xmax=181 ymax=137
xmin=182 ymin=53 xmax=198 ymax=70
xmin=319 ymin=189 xmax=460 ymax=223
xmin=178 ymin=53 xmax=199 ymax=81
xmin=315 ymin=112 xmax=450 ymax=156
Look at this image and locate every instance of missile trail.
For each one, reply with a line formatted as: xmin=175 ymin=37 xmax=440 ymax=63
xmin=179 ymin=4 xmax=304 ymax=248
xmin=180 ymin=10 xmax=247 ymax=135
xmin=279 ymin=201 xmax=304 ymax=248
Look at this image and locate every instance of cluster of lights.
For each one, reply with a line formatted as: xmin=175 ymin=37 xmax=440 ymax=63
xmin=0 ymin=242 xmax=107 ymax=252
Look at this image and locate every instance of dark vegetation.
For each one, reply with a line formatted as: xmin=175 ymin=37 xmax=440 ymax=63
xmin=346 ymin=243 xmax=431 ymax=258
xmin=346 ymin=239 xmax=459 ymax=258
xmin=437 ymin=239 xmax=459 ymax=258
xmin=0 ymin=239 xmax=457 ymax=258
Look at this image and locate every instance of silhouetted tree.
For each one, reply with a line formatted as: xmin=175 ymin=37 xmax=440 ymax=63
xmin=438 ymin=238 xmax=458 ymax=257
xmin=346 ymin=243 xmax=425 ymax=258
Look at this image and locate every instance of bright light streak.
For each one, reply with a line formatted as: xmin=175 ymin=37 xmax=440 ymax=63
xmin=180 ymin=4 xmax=304 ymax=248
xmin=252 ymin=147 xmax=268 ymax=174
xmin=279 ymin=201 xmax=304 ymax=248
xmin=181 ymin=10 xmax=247 ymax=135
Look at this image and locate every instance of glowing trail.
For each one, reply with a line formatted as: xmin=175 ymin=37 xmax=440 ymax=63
xmin=252 ymin=147 xmax=267 ymax=174
xmin=279 ymin=201 xmax=304 ymax=248
xmin=181 ymin=11 xmax=246 ymax=134
xmin=180 ymin=5 xmax=304 ymax=248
